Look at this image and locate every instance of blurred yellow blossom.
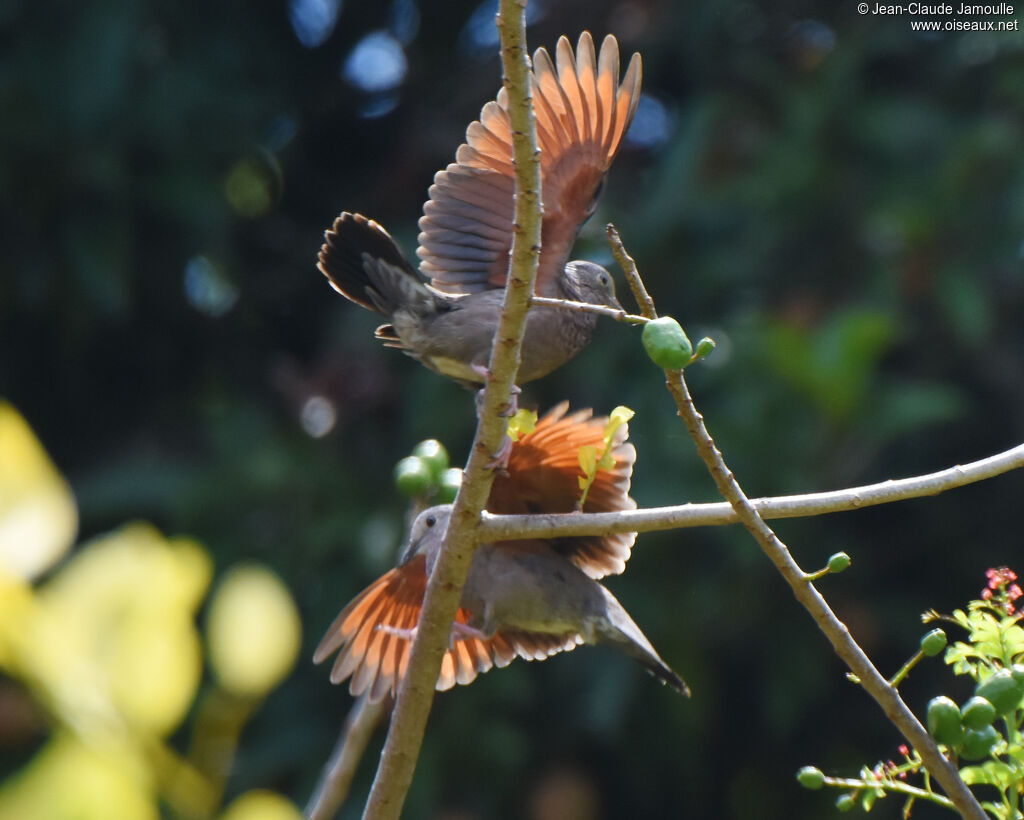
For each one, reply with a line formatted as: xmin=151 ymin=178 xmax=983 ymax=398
xmin=219 ymin=789 xmax=304 ymax=820
xmin=13 ymin=524 xmax=211 ymax=737
xmin=0 ymin=401 xmax=77 ymax=580
xmin=0 ymin=731 xmax=158 ymax=820
xmin=206 ymin=564 xmax=302 ymax=697
xmin=0 ymin=404 xmax=303 ymax=818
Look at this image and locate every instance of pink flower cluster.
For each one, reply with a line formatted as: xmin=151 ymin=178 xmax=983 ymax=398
xmin=981 ymin=566 xmax=1023 ymax=615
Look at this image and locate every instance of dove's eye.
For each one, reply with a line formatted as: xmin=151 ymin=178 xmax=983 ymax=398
xmin=424 ymin=514 xmax=436 ymax=528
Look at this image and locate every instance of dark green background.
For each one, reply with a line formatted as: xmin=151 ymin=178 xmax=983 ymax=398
xmin=4 ymin=0 xmax=1024 ymax=816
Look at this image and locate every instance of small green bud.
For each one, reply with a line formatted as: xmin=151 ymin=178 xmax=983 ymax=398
xmin=961 ymin=696 xmax=997 ymax=730
xmin=960 ymin=725 xmax=1000 ymax=760
xmin=920 ymin=628 xmax=947 ymax=657
xmin=411 ymin=439 xmax=449 ymax=482
xmin=975 ymin=670 xmax=1024 ymax=716
xmin=641 ymin=316 xmax=693 ymax=370
xmin=827 ymin=552 xmax=851 ymax=574
xmin=836 ymin=793 xmax=857 ymax=812
xmin=394 ymin=456 xmax=433 ymax=497
xmin=435 ymin=467 xmax=462 ymax=504
xmin=694 ymin=336 xmax=716 ymax=359
xmin=796 ymin=766 xmax=825 ymax=790
xmin=926 ymin=696 xmax=963 ymax=747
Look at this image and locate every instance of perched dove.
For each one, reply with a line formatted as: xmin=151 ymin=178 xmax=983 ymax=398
xmin=317 ymin=33 xmax=642 ymax=387
xmin=314 ymin=404 xmax=688 ymax=700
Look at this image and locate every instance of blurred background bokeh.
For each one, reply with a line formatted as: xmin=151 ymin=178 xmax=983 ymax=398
xmin=3 ymin=0 xmax=1024 ymax=817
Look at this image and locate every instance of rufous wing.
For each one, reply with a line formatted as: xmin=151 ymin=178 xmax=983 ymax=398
xmin=417 ymin=32 xmax=642 ymax=296
xmin=488 ymin=401 xmax=637 ymax=578
xmin=316 ymin=554 xmax=544 ymax=700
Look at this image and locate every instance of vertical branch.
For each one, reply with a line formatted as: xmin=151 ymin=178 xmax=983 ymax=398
xmin=359 ymin=2 xmax=541 ymax=818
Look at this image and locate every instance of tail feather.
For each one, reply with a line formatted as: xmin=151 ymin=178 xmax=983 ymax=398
xmin=597 ymin=586 xmax=690 ymax=696
xmin=318 ymin=212 xmax=422 ymax=314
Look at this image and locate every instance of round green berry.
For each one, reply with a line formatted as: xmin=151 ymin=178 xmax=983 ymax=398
xmin=827 ymin=552 xmax=851 ymax=573
xmin=411 ymin=439 xmax=449 ymax=482
xmin=975 ymin=670 xmax=1024 ymax=716
xmin=796 ymin=766 xmax=825 ymax=790
xmin=926 ymin=696 xmax=963 ymax=747
xmin=435 ymin=467 xmax=462 ymax=504
xmin=641 ymin=316 xmax=693 ymax=370
xmin=960 ymin=725 xmax=1000 ymax=760
xmin=961 ymin=696 xmax=996 ymax=730
xmin=394 ymin=456 xmax=433 ymax=497
xmin=835 ymin=793 xmax=857 ymax=812
xmin=919 ymin=628 xmax=947 ymax=657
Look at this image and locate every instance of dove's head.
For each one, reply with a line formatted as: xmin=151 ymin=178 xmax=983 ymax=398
xmin=565 ymin=260 xmax=622 ymax=311
xmin=399 ymin=505 xmax=453 ymax=571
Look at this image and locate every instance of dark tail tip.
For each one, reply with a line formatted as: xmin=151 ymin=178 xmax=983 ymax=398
xmin=642 ymin=658 xmax=691 ymax=697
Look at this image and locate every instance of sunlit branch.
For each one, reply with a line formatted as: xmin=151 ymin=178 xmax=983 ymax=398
xmin=359 ymin=3 xmax=540 ymax=818
xmin=478 ymin=441 xmax=1024 ymax=540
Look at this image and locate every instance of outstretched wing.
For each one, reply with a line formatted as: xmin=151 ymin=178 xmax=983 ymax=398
xmin=488 ymin=401 xmax=637 ymax=578
xmin=314 ymin=554 xmax=526 ymax=700
xmin=417 ymin=32 xmax=642 ymax=297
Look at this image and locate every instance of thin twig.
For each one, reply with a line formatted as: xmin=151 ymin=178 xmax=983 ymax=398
xmin=477 ymin=441 xmax=1024 ymax=540
xmin=607 ymin=227 xmax=988 ymax=820
xmin=306 ymin=695 xmax=388 ymax=820
xmin=359 ymin=3 xmax=540 ymax=818
xmin=607 ymin=224 xmax=656 ymax=317
xmin=529 ymin=294 xmax=649 ymax=324
xmin=820 ymin=776 xmax=957 ymax=811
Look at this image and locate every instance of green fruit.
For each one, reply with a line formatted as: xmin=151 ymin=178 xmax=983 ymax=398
xmin=926 ymin=696 xmax=963 ymax=747
xmin=920 ymin=628 xmax=947 ymax=657
xmin=394 ymin=456 xmax=432 ymax=497
xmin=411 ymin=439 xmax=449 ymax=481
xmin=960 ymin=725 xmax=1000 ymax=760
xmin=827 ymin=552 xmax=851 ymax=573
xmin=835 ymin=793 xmax=857 ymax=812
xmin=435 ymin=467 xmax=462 ymax=504
xmin=961 ymin=696 xmax=997 ymax=730
xmin=694 ymin=336 xmax=716 ymax=359
xmin=975 ymin=670 xmax=1024 ymax=715
xmin=796 ymin=766 xmax=825 ymax=790
xmin=641 ymin=317 xmax=693 ymax=370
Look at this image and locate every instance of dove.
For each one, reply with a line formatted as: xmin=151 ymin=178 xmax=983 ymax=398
xmin=317 ymin=32 xmax=642 ymax=388
xmin=314 ymin=404 xmax=688 ymax=701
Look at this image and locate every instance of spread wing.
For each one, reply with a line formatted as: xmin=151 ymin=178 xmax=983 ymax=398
xmin=488 ymin=401 xmax=637 ymax=578
xmin=314 ymin=554 xmax=585 ymax=700
xmin=417 ymin=32 xmax=642 ymax=297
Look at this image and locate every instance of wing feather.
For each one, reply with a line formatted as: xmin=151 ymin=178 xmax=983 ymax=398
xmin=417 ymin=34 xmax=642 ymax=295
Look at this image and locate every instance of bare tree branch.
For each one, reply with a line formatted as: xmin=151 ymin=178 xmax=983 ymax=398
xmin=477 ymin=441 xmax=1024 ymax=540
xmin=359 ymin=3 xmax=540 ymax=817
xmin=306 ymin=695 xmax=387 ymax=820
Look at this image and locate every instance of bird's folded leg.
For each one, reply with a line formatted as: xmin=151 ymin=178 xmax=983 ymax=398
xmin=449 ymin=621 xmax=490 ymax=643
xmin=471 ymin=364 xmax=521 ymax=417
